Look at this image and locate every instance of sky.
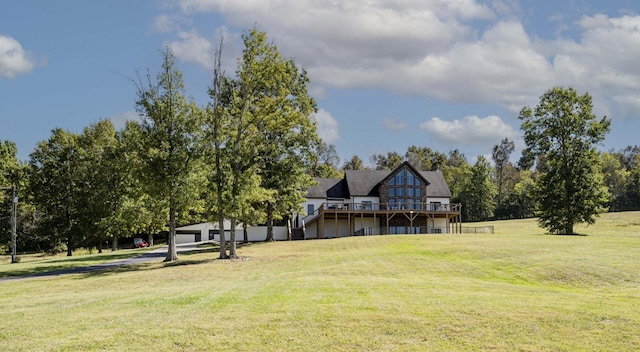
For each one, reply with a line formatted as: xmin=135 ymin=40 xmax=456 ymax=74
xmin=2 ymin=0 xmax=640 ymax=166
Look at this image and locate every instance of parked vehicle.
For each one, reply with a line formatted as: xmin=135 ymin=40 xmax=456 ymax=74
xmin=133 ymin=237 xmax=149 ymax=248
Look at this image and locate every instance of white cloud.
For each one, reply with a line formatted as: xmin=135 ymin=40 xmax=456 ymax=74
xmin=161 ymin=2 xmax=640 ymax=118
xmin=0 ymin=34 xmax=35 ymax=78
xmin=165 ymin=29 xmax=213 ymax=68
xmin=108 ymin=111 xmax=142 ymax=130
xmin=383 ymin=118 xmax=407 ymax=130
xmin=419 ymin=115 xmax=518 ymax=146
xmin=312 ymin=108 xmax=340 ymax=144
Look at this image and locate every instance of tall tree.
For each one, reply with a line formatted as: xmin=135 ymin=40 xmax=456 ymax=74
xmin=29 ymin=129 xmax=85 ymax=255
xmin=242 ymin=29 xmax=319 ymax=242
xmin=491 ymin=138 xmax=517 ymax=219
xmin=0 ymin=141 xmax=22 ymax=255
xmin=205 ymin=37 xmax=232 ymax=259
xmin=135 ymin=48 xmax=203 ymax=261
xmin=458 ymin=156 xmax=496 ymax=221
xmin=519 ymin=86 xmax=610 ymax=234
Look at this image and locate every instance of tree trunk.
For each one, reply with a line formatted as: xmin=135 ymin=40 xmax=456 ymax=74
xmin=148 ymin=233 xmax=154 ymax=246
xmin=229 ymin=217 xmax=238 ymax=258
xmin=66 ymin=237 xmax=72 ymax=257
xmin=218 ymin=211 xmax=227 ymax=259
xmin=98 ymin=240 xmax=103 ymax=254
xmin=565 ymin=223 xmax=574 ymax=235
xmin=165 ymin=202 xmax=179 ymax=262
xmin=243 ymin=222 xmax=248 ymax=243
xmin=112 ymin=236 xmax=118 ymax=251
xmin=265 ymin=204 xmax=274 ymax=242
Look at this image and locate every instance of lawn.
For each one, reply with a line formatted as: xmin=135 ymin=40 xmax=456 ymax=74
xmin=1 ymin=212 xmax=639 ymax=351
xmin=0 ymin=247 xmax=153 ymax=278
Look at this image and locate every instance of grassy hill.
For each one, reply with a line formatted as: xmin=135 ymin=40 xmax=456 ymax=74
xmin=1 ymin=211 xmax=639 ymax=351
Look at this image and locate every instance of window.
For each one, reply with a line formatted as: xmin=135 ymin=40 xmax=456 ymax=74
xmin=307 ymin=204 xmax=314 ymax=215
xmin=386 ymin=167 xmax=423 ymax=211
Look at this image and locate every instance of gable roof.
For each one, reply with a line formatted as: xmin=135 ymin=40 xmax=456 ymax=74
xmin=307 ymin=162 xmax=452 ymax=199
xmin=419 ymin=170 xmax=451 ymax=198
xmin=306 ymin=178 xmax=346 ymax=198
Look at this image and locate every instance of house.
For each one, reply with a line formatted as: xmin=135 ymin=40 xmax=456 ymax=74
xmin=176 ymin=161 xmax=461 ymax=243
xmin=297 ymin=161 xmax=461 ymax=239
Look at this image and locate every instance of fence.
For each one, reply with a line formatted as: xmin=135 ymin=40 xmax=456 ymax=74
xmin=459 ymin=226 xmax=494 ymax=234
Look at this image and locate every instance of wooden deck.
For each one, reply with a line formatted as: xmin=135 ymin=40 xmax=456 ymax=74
xmin=302 ymin=201 xmax=463 ymax=238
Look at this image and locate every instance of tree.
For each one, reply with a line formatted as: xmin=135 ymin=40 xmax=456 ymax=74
xmin=519 ymin=86 xmax=610 ymax=234
xmin=205 ymin=28 xmax=318 ymax=253
xmin=342 ymin=155 xmax=366 ymax=170
xmin=309 ymin=142 xmax=342 ymax=178
xmin=29 ymin=129 xmax=85 ymax=255
xmin=241 ymin=29 xmax=319 ymax=242
xmin=504 ymin=170 xmax=537 ymax=219
xmin=405 ymin=146 xmax=446 ymax=171
xmin=491 ymin=138 xmax=515 ymax=208
xmin=491 ymin=138 xmax=520 ymax=219
xmin=0 ymin=141 xmax=22 ymax=255
xmin=458 ymin=156 xmax=496 ymax=221
xmin=601 ymin=152 xmax=630 ymax=211
xmin=371 ymin=151 xmax=403 ymax=170
xmin=135 ymin=48 xmax=203 ymax=261
xmin=442 ymin=149 xmax=471 ymax=205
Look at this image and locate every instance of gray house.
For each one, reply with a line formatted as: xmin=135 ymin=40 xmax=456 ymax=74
xmin=298 ymin=161 xmax=462 ymax=238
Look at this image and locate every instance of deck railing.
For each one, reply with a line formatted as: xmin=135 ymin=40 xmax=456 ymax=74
xmin=301 ymin=201 xmax=461 ymax=225
xmin=319 ymin=201 xmax=461 ymax=213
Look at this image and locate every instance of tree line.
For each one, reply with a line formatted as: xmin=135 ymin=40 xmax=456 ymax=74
xmin=315 ymin=88 xmax=639 ymax=234
xmin=1 ymin=31 xmax=637 ymax=258
xmin=0 ymin=28 xmax=320 ymax=261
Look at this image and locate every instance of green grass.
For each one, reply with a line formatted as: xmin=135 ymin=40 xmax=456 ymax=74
xmin=0 ymin=247 xmax=154 ymax=277
xmin=1 ymin=212 xmax=640 ymax=351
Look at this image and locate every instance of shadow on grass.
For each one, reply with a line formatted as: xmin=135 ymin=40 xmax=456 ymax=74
xmin=0 ymin=242 xmax=252 ymax=281
xmin=44 ymin=250 xmax=146 ymax=264
xmin=543 ymin=233 xmax=589 ymax=237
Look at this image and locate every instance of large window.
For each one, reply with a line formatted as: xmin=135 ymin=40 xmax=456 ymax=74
xmin=387 ymin=168 xmax=422 ymax=210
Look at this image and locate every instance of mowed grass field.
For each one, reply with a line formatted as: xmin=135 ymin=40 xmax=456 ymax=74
xmin=1 ymin=212 xmax=639 ymax=351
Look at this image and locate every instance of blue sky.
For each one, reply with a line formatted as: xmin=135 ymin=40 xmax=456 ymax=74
xmin=2 ymin=0 xmax=640 ymax=166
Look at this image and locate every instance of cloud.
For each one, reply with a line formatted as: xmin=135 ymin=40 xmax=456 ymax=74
xmin=383 ymin=118 xmax=407 ymax=130
xmin=419 ymin=115 xmax=518 ymax=146
xmin=0 ymin=34 xmax=35 ymax=78
xmin=153 ymin=14 xmax=183 ymax=33
xmin=312 ymin=108 xmax=339 ymax=144
xmin=165 ymin=29 xmax=214 ymax=68
xmin=108 ymin=111 xmax=142 ymax=130
xmin=161 ymin=2 xmax=640 ymax=118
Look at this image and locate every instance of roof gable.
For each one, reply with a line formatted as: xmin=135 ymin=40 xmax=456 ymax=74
xmin=380 ymin=161 xmax=431 ymax=188
xmin=309 ymin=162 xmax=452 ymax=199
